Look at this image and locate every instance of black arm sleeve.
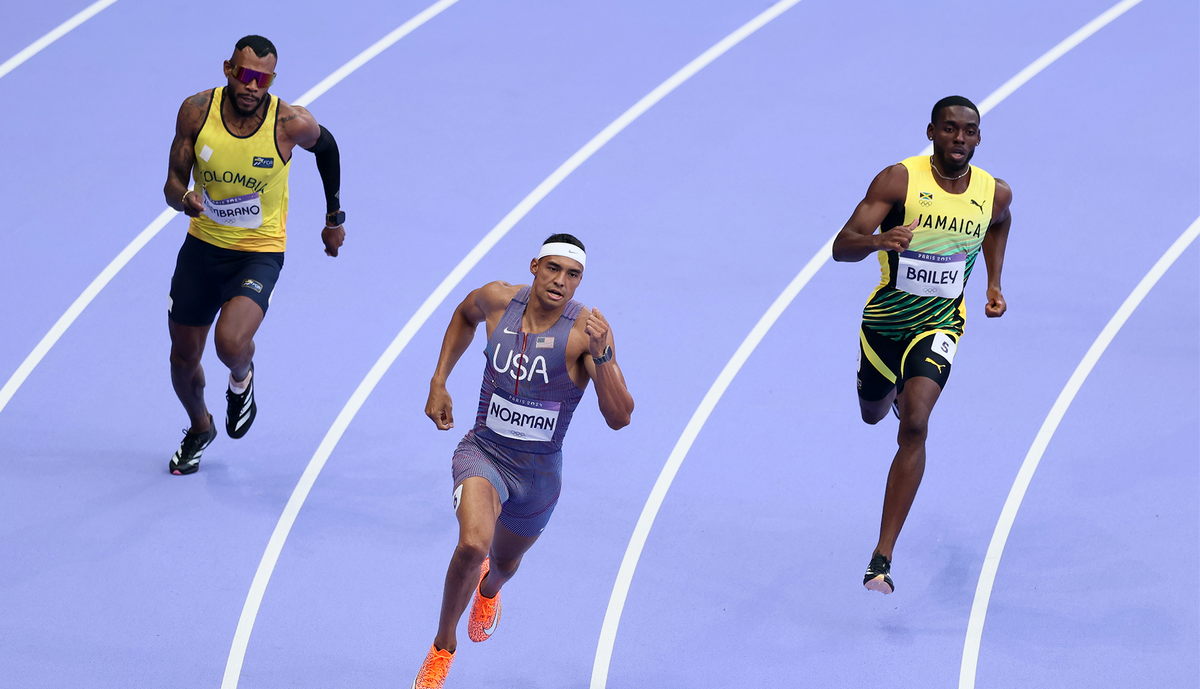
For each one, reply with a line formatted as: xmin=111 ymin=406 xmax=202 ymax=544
xmin=303 ymin=125 xmax=341 ymax=215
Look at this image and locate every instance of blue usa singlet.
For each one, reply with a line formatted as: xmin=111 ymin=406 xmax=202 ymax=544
xmin=473 ymin=286 xmax=585 ymax=453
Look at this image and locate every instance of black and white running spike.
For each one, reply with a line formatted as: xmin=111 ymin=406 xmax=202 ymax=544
xmin=225 ymin=362 xmax=257 ymax=439
xmin=863 ymin=552 xmax=895 ymax=594
xmin=170 ymin=415 xmax=217 ymax=475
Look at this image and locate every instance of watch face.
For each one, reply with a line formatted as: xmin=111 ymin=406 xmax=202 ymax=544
xmin=328 ymin=211 xmax=345 ymax=225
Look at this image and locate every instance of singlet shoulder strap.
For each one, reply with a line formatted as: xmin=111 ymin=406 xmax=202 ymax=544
xmin=563 ymin=300 xmax=584 ymax=321
xmin=495 ymin=285 xmax=530 ymax=331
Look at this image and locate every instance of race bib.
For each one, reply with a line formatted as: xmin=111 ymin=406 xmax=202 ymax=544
xmin=202 ymin=187 xmax=263 ymax=229
xmin=485 ymin=388 xmax=560 ymax=442
xmin=896 ymin=250 xmax=966 ymax=299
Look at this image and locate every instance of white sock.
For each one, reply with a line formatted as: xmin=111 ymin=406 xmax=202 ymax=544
xmin=229 ymin=368 xmax=252 ymax=394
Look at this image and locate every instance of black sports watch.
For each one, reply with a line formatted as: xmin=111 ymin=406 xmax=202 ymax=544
xmin=592 ymin=345 xmax=613 ymax=366
xmin=325 ymin=210 xmax=345 ymax=227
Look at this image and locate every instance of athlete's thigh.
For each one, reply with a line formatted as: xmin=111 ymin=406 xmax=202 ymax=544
xmin=899 ymin=330 xmax=957 ymax=394
xmin=897 ymin=374 xmax=943 ymax=426
xmin=168 ymin=317 xmax=211 ymax=361
xmin=213 ymin=295 xmax=266 ymax=346
xmin=858 ymin=325 xmax=901 ymax=402
xmin=455 ymin=476 xmax=504 ymax=545
xmin=489 ymin=518 xmax=540 ymax=565
xmin=217 ymin=251 xmax=284 ymax=320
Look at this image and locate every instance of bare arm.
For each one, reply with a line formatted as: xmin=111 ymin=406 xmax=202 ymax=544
xmin=831 ymin=163 xmax=916 ymax=263
xmin=982 ymin=179 xmax=1013 ymax=318
xmin=579 ymin=308 xmax=634 ymax=430
xmin=425 ymin=282 xmax=515 ymax=430
xmin=163 ymin=92 xmax=210 ymax=216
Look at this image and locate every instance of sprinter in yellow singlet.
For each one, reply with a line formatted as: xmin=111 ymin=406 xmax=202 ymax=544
xmin=161 ymin=35 xmax=347 ymax=475
xmin=832 ymin=96 xmax=1013 ymax=594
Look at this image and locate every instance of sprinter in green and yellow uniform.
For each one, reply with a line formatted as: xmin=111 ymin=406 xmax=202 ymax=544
xmin=162 ymin=35 xmax=346 ymax=476
xmin=832 ymin=96 xmax=1012 ymax=594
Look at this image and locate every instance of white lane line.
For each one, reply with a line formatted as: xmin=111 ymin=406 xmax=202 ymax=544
xmin=958 ymin=215 xmax=1200 ymax=687
xmin=0 ymin=0 xmax=119 ymax=80
xmin=224 ymin=0 xmax=807 ymax=685
xmin=0 ymin=0 xmax=461 ymax=417
xmin=590 ymin=0 xmax=1145 ymax=685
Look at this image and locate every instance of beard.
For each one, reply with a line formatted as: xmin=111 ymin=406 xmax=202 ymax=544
xmin=229 ymin=93 xmax=264 ymax=117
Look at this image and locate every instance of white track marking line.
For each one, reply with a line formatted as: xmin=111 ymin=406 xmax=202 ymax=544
xmin=0 ymin=0 xmax=119 ymax=80
xmin=223 ymin=0 xmax=806 ymax=685
xmin=958 ymin=216 xmax=1200 ymax=687
xmin=0 ymin=0 xmax=460 ymax=417
xmin=590 ymin=0 xmax=1144 ymax=685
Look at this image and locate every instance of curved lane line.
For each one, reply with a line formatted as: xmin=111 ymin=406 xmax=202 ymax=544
xmin=0 ymin=0 xmax=119 ymax=80
xmin=223 ymin=0 xmax=807 ymax=685
xmin=958 ymin=215 xmax=1200 ymax=687
xmin=590 ymin=0 xmax=1145 ymax=685
xmin=0 ymin=0 xmax=461 ymax=417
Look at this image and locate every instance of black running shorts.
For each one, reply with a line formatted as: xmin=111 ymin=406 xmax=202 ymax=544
xmin=168 ymin=234 xmax=284 ymax=327
xmin=857 ymin=324 xmax=958 ymax=401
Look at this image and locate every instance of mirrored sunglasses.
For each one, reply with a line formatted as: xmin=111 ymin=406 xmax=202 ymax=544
xmin=230 ymin=64 xmax=275 ymax=89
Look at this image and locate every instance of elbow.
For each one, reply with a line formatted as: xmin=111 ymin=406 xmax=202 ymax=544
xmin=604 ymin=401 xmax=633 ymax=430
xmin=606 ymin=415 xmax=631 ymax=431
xmin=831 ymin=241 xmax=850 ymax=262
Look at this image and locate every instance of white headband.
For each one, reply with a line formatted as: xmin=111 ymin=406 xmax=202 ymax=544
xmin=537 ymin=242 xmax=586 ymax=268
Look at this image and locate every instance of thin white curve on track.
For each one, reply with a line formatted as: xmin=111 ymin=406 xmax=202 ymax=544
xmin=958 ymin=215 xmax=1200 ymax=686
xmin=224 ymin=0 xmax=806 ymax=686
xmin=0 ymin=0 xmax=119 ymax=80
xmin=955 ymin=244 xmax=1200 ymax=686
xmin=590 ymin=0 xmax=1145 ymax=686
xmin=0 ymin=0 xmax=461 ymax=417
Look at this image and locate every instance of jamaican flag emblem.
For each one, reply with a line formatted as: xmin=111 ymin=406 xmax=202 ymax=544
xmin=918 ymin=191 xmax=934 ymax=207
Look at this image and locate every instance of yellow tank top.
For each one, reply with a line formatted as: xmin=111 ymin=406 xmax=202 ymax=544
xmin=862 ymin=155 xmax=996 ymax=340
xmin=188 ymin=87 xmax=290 ymax=252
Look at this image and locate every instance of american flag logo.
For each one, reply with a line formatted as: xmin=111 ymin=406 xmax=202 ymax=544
xmin=535 ymin=336 xmax=555 ymax=349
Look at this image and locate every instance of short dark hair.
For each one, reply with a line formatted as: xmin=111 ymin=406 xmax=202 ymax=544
xmin=543 ymin=233 xmax=585 ymax=252
xmin=931 ymin=95 xmax=979 ymax=124
xmin=234 ymin=35 xmax=277 ymax=60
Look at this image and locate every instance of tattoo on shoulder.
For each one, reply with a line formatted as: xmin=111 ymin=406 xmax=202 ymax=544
xmin=279 ymin=113 xmax=299 ymax=124
xmin=186 ymin=92 xmax=208 ymax=109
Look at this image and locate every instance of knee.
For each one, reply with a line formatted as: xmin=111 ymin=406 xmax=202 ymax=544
xmin=490 ymin=554 xmax=522 ymax=577
xmin=897 ymin=418 xmax=929 ymax=446
xmin=214 ymin=332 xmax=250 ymax=363
xmin=454 ymin=538 xmax=489 ymax=567
xmin=170 ymin=348 xmax=201 ymax=371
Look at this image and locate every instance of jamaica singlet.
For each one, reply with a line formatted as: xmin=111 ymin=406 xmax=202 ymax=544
xmin=862 ymin=155 xmax=995 ymax=340
xmin=188 ymin=87 xmax=290 ymax=252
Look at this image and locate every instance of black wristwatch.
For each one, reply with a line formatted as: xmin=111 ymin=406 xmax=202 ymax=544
xmin=325 ymin=210 xmax=345 ymax=227
xmin=592 ymin=345 xmax=613 ymax=366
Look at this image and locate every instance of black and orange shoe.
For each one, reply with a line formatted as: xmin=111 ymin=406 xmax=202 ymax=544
xmin=467 ymin=557 xmax=502 ymax=642
xmin=411 ymin=644 xmax=455 ymax=689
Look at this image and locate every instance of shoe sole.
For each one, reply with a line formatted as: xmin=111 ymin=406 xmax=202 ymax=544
xmin=864 ymin=576 xmax=894 ymax=594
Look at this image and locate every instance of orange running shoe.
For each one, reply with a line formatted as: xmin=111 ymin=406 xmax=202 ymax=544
xmin=411 ymin=644 xmax=454 ymax=689
xmin=467 ymin=557 xmax=501 ymax=642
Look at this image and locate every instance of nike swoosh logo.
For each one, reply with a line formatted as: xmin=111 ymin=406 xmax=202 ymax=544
xmin=503 ymin=327 xmax=518 ymax=334
xmin=483 ymin=607 xmax=500 ymax=635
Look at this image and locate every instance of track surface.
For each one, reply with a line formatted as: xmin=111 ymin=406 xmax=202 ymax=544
xmin=0 ymin=1 xmax=1195 ymax=687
